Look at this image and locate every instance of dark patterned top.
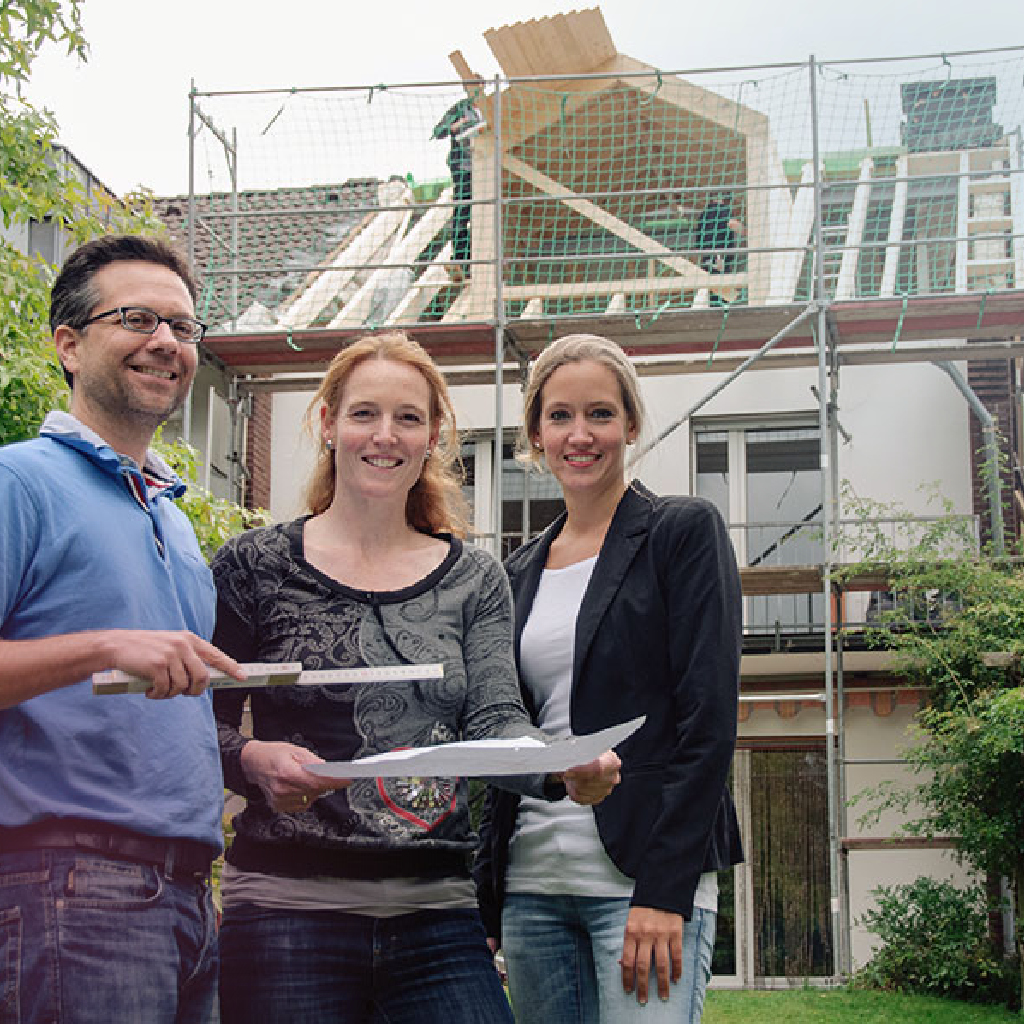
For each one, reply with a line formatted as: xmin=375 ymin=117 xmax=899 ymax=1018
xmin=212 ymin=517 xmax=545 ymax=879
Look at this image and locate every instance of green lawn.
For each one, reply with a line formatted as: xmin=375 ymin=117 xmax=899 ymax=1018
xmin=704 ymin=988 xmax=1020 ymax=1023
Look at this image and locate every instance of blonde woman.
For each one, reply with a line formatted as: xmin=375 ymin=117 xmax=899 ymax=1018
xmin=475 ymin=334 xmax=743 ymax=1024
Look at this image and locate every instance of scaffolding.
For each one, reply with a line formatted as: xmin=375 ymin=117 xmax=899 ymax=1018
xmin=170 ymin=24 xmax=1024 ymax=981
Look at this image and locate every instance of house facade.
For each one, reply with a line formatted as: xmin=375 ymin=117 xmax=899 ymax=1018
xmin=156 ymin=12 xmax=1023 ymax=984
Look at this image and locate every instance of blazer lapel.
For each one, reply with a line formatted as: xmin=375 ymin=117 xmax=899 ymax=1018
xmin=572 ymin=484 xmax=653 ymax=693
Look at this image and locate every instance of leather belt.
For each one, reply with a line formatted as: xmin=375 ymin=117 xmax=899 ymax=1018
xmin=0 ymin=821 xmax=216 ymax=878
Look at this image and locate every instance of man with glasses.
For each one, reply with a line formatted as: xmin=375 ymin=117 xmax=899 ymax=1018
xmin=0 ymin=234 xmax=244 ymax=1023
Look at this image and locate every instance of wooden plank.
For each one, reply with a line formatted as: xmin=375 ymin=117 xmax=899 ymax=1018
xmin=448 ymin=50 xmax=480 ymax=85
xmin=747 ymin=128 xmax=791 ymax=306
xmin=527 ymin=20 xmax=562 ymax=76
xmin=277 ymin=184 xmax=411 ymax=330
xmin=483 ymin=27 xmax=523 ymax=81
xmin=956 ymin=151 xmax=970 ymax=293
xmin=740 ymin=565 xmax=822 ymax=595
xmin=502 ymin=272 xmax=744 ymax=301
xmin=835 ymin=157 xmax=873 ymax=300
xmin=484 ymin=9 xmax=616 ymax=78
xmin=842 ymin=837 xmax=955 ymax=851
xmin=741 ymin=650 xmax=898 ymax=679
xmin=496 ymin=74 xmax=616 ymax=155
xmin=327 ymin=199 xmax=447 ymax=327
xmin=386 ymin=244 xmax=454 ymax=324
xmin=615 ymin=54 xmax=768 ymax=136
xmin=879 ymin=155 xmax=908 ymax=298
xmin=575 ymin=8 xmax=619 ymax=67
xmin=772 ymin=161 xmax=815 ymax=303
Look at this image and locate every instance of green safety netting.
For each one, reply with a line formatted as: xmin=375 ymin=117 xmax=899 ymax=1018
xmin=168 ymin=49 xmax=1024 ymax=337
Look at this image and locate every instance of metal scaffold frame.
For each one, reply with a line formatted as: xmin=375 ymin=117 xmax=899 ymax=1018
xmin=180 ymin=41 xmax=1024 ymax=983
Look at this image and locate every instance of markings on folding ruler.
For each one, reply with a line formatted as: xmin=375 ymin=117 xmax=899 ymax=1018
xmin=297 ymin=663 xmax=444 ymax=686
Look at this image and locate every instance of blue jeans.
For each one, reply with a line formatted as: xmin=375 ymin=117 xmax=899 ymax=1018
xmin=0 ymin=847 xmax=218 ymax=1024
xmin=502 ymin=894 xmax=716 ymax=1024
xmin=218 ymin=904 xmax=512 ymax=1024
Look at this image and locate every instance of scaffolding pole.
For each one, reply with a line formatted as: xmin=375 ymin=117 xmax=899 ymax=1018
xmin=492 ymin=76 xmax=506 ymax=559
xmin=810 ymin=54 xmax=845 ymax=981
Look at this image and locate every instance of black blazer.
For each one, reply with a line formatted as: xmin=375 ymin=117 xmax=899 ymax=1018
xmin=474 ymin=481 xmax=744 ymax=941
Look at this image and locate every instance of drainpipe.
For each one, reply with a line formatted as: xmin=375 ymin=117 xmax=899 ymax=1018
xmin=934 ymin=361 xmax=1005 ymax=556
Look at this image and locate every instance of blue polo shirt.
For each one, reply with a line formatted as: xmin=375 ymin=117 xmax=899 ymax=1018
xmin=0 ymin=413 xmax=223 ymax=850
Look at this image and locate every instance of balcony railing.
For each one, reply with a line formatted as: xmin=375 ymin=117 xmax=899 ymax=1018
xmin=736 ymin=514 xmax=980 ymax=641
xmin=475 ymin=513 xmax=980 ymax=645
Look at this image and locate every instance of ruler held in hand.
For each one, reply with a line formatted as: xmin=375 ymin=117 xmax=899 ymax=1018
xmin=92 ymin=662 xmax=444 ymax=695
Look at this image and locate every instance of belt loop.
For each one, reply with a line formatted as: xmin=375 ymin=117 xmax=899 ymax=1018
xmin=163 ymin=844 xmax=177 ymax=880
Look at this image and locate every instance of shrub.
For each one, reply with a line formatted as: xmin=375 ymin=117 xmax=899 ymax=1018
xmin=855 ymin=876 xmax=1019 ymax=1009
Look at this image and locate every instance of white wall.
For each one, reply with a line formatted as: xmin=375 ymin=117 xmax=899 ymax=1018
xmin=270 ymin=390 xmax=319 ymax=521
xmin=835 ymin=361 xmax=973 ymax=515
xmin=841 ymin=701 xmax=978 ymax=968
xmin=267 ymin=359 xmax=976 ymax=525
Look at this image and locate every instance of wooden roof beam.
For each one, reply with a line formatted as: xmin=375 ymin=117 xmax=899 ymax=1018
xmin=503 ymin=152 xmax=723 ymax=287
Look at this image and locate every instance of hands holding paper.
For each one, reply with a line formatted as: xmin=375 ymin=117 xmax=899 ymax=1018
xmin=240 ymin=736 xmax=621 ymax=813
xmin=559 ymin=749 xmax=622 ymax=805
xmin=304 ymin=717 xmax=643 ymax=782
xmin=240 ymin=740 xmax=351 ymax=814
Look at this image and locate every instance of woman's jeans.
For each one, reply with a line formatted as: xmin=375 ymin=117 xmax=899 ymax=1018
xmin=502 ymin=893 xmax=716 ymax=1024
xmin=218 ymin=903 xmax=512 ymax=1024
xmin=0 ymin=847 xmax=219 ymax=1024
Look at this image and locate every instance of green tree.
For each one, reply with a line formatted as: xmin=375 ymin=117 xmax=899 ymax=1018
xmin=158 ymin=437 xmax=270 ymax=558
xmin=1 ymin=1 xmax=267 ymax=545
xmin=1 ymin=0 xmax=161 ymax=445
xmin=843 ymin=487 xmax=1024 ymax=1011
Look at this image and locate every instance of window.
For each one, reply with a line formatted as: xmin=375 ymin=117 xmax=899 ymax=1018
xmin=460 ymin=435 xmax=562 ymax=558
xmin=694 ymin=421 xmax=824 ymax=638
xmin=28 ymin=217 xmax=58 ymax=265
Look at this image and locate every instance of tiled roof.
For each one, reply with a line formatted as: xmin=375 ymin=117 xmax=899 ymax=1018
xmin=155 ymin=179 xmax=378 ymax=330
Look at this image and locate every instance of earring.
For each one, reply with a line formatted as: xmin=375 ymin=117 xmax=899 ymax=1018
xmin=424 ymin=448 xmax=433 ymax=459
xmin=325 ymin=438 xmax=334 ymax=451
xmin=533 ymin=442 xmax=543 ymax=452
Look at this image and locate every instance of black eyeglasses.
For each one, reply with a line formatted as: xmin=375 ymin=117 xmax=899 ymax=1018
xmin=80 ymin=306 xmax=207 ymax=344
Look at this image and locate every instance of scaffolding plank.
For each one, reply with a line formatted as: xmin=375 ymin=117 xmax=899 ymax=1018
xmin=200 ymin=291 xmax=1024 ymax=376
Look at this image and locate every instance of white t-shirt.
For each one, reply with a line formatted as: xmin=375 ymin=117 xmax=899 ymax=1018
xmin=506 ymin=556 xmax=717 ymax=912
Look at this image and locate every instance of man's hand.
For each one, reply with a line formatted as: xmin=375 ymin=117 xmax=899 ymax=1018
xmin=103 ymin=630 xmax=246 ymax=699
xmin=240 ymin=740 xmax=348 ymax=813
xmin=561 ymin=749 xmax=621 ymax=805
xmin=620 ymin=906 xmax=683 ymax=1004
xmin=0 ymin=629 xmax=246 ymax=710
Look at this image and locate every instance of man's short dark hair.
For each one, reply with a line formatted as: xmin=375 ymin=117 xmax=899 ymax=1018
xmin=50 ymin=234 xmax=199 ymax=388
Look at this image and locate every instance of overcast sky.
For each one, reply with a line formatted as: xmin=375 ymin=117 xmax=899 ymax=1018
xmin=26 ymin=0 xmax=1019 ymax=197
